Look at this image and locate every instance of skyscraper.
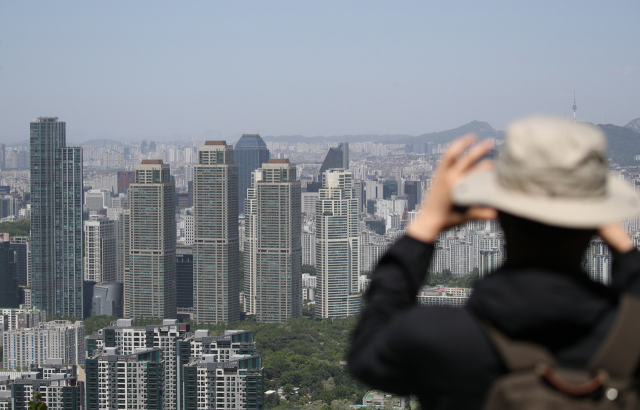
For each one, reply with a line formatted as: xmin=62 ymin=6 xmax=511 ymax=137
xmin=244 ymin=159 xmax=301 ymax=323
xmin=124 ymin=159 xmax=176 ymax=319
xmin=319 ymin=142 xmax=349 ymax=175
xmin=234 ymin=134 xmax=270 ymax=215
xmin=315 ymin=169 xmax=361 ymax=318
xmin=30 ymin=117 xmax=83 ymax=318
xmin=193 ymin=141 xmax=239 ymax=324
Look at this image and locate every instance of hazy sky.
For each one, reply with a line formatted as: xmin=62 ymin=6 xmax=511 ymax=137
xmin=1 ymin=1 xmax=639 ymax=143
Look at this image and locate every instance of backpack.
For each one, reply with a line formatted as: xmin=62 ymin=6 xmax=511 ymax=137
xmin=483 ymin=295 xmax=640 ymax=410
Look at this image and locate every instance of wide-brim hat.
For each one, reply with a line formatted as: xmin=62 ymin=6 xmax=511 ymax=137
xmin=452 ymin=116 xmax=640 ymax=229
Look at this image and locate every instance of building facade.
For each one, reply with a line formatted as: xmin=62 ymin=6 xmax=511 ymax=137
xmin=86 ymin=347 xmax=164 ymax=410
xmin=30 ymin=117 xmax=83 ymax=318
xmin=244 ymin=159 xmax=302 ymax=323
xmin=124 ymin=160 xmax=176 ymax=319
xmin=0 ymin=243 xmax=18 ymax=308
xmin=193 ymin=141 xmax=239 ymax=324
xmin=233 ymin=134 xmax=270 ymax=216
xmin=2 ymin=320 xmax=84 ymax=369
xmin=83 ymin=215 xmax=117 ymax=283
xmin=176 ymin=246 xmax=194 ymax=311
xmin=315 ymin=169 xmax=361 ymax=318
xmin=9 ymin=236 xmax=30 ymax=287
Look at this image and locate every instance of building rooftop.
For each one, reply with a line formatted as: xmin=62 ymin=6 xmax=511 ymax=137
xmin=141 ymin=159 xmax=163 ymax=164
xmin=268 ymin=159 xmax=290 ymax=164
xmin=235 ymin=134 xmax=267 ymax=149
xmin=205 ymin=140 xmax=227 ymax=145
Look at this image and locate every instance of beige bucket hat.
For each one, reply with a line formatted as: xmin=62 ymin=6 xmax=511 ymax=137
xmin=452 ymin=116 xmax=640 ymax=228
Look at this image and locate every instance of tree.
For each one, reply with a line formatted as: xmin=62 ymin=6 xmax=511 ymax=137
xmin=302 ymin=265 xmax=316 ymax=274
xmin=0 ymin=219 xmax=30 ymax=237
xmin=28 ymin=394 xmax=47 ymax=410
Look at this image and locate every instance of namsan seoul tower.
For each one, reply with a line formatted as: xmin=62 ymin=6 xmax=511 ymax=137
xmin=572 ymin=93 xmax=577 ymax=122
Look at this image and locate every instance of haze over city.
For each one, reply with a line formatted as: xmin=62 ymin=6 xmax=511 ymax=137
xmin=1 ymin=1 xmax=639 ymax=143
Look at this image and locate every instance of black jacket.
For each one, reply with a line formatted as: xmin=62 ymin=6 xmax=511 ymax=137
xmin=348 ymin=235 xmax=640 ymax=410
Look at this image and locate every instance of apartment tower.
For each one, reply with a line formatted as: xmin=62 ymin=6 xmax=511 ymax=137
xmin=124 ymin=159 xmax=176 ymax=319
xmin=193 ymin=141 xmax=239 ymax=324
xmin=30 ymin=117 xmax=83 ymax=318
xmin=244 ymin=159 xmax=301 ymax=323
xmin=315 ymin=169 xmax=362 ymax=318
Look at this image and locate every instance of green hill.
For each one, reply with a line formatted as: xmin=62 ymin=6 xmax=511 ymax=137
xmin=598 ymin=124 xmax=640 ymax=167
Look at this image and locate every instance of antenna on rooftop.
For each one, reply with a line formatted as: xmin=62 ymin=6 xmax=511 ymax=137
xmin=572 ymin=92 xmax=577 ymax=123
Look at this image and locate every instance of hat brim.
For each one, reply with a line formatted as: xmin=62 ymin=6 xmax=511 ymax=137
xmin=452 ymin=170 xmax=640 ymax=229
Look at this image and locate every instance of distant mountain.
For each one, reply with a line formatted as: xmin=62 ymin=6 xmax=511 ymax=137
xmin=598 ymin=124 xmax=640 ymax=166
xmin=262 ymin=134 xmax=413 ymax=144
xmin=625 ymin=118 xmax=640 ymax=133
xmin=399 ymin=121 xmax=504 ymax=145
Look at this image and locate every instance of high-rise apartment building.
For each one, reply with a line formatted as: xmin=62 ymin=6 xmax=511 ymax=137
xmin=234 ymin=134 xmax=270 ymax=216
xmin=244 ymin=159 xmax=301 ymax=323
xmin=30 ymin=117 xmax=83 ymax=318
xmin=124 ymin=159 xmax=176 ymax=319
xmin=84 ymin=215 xmax=117 ymax=283
xmin=193 ymin=141 xmax=239 ymax=324
xmin=315 ymin=169 xmax=362 ymax=318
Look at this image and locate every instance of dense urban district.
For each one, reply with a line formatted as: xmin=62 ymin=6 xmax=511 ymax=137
xmin=1 ymin=114 xmax=640 ymax=410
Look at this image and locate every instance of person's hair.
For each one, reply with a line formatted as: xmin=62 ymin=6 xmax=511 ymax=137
xmin=498 ymin=212 xmax=596 ymax=270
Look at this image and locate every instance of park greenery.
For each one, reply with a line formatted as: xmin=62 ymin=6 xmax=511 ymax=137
xmin=81 ymin=314 xmax=370 ymax=409
xmin=425 ymin=270 xmax=479 ymax=288
xmin=0 ymin=219 xmax=30 ymax=237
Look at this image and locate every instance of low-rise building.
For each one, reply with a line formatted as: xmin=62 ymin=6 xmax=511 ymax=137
xmin=0 ymin=359 xmax=84 ymax=410
xmin=85 ymin=347 xmax=163 ymax=410
xmin=182 ymin=354 xmax=263 ymax=410
xmin=2 ymin=321 xmax=84 ymax=369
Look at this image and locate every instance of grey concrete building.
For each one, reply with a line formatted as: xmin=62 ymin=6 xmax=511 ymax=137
xmin=315 ymin=169 xmax=362 ymax=319
xmin=30 ymin=117 xmax=83 ymax=318
xmin=124 ymin=159 xmax=176 ymax=319
xmin=244 ymin=159 xmax=302 ymax=323
xmin=193 ymin=142 xmax=239 ymax=324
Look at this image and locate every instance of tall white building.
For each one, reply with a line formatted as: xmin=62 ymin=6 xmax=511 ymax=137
xmin=193 ymin=141 xmax=239 ymax=324
xmin=124 ymin=159 xmax=176 ymax=319
xmin=315 ymin=169 xmax=361 ymax=318
xmin=244 ymin=159 xmax=302 ymax=323
xmin=84 ymin=215 xmax=117 ymax=283
xmin=2 ymin=320 xmax=84 ymax=369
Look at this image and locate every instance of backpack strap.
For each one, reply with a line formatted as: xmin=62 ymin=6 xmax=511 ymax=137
xmin=588 ymin=295 xmax=640 ymax=378
xmin=482 ymin=323 xmax=556 ymax=371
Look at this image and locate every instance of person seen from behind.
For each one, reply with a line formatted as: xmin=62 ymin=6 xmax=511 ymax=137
xmin=348 ymin=116 xmax=640 ymax=409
